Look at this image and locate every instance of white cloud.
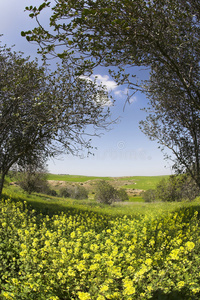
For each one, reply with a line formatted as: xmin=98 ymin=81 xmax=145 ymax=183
xmin=79 ymin=74 xmax=137 ymax=105
xmin=79 ymin=74 xmax=114 ymax=107
xmin=94 ymin=93 xmax=113 ymax=107
xmin=79 ymin=74 xmax=117 ymax=91
xmin=91 ymin=74 xmax=117 ymax=92
xmin=114 ymin=88 xmax=137 ymax=103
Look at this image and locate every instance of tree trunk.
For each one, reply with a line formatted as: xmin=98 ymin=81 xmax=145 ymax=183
xmin=0 ymin=172 xmax=6 ymax=197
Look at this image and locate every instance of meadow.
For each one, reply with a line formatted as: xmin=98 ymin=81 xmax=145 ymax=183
xmin=0 ymin=175 xmax=200 ymax=299
xmin=46 ymin=174 xmax=169 ymax=190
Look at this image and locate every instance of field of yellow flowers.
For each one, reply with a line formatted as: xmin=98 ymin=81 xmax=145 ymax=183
xmin=0 ymin=198 xmax=200 ymax=300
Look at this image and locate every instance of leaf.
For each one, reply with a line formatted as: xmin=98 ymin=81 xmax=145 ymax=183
xmin=38 ymin=3 xmax=47 ymax=12
xmin=29 ymin=13 xmax=35 ymax=18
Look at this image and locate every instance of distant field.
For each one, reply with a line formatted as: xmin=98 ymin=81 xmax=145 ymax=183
xmin=47 ymin=174 xmax=112 ymax=182
xmin=119 ymin=175 xmax=170 ymax=190
xmin=47 ymin=174 xmax=170 ymax=191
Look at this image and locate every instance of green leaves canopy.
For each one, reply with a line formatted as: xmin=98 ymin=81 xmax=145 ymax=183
xmin=23 ymin=0 xmax=200 ymax=95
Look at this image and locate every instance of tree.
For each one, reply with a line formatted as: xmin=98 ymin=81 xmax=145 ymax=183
xmin=0 ymin=44 xmax=112 ymax=195
xmin=94 ymin=180 xmax=128 ymax=204
xmin=140 ymin=61 xmax=200 ymax=188
xmin=142 ymin=174 xmax=200 ymax=202
xmin=60 ymin=185 xmax=88 ymax=200
xmin=22 ymin=0 xmax=200 ymax=182
xmin=95 ymin=180 xmax=116 ymax=204
xmin=17 ymin=161 xmax=49 ymax=194
xmin=22 ymin=0 xmax=200 ymax=99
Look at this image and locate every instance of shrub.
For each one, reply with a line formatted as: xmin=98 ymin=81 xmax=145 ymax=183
xmin=115 ymin=188 xmax=129 ymax=202
xmin=142 ymin=189 xmax=157 ymax=202
xmin=156 ymin=174 xmax=199 ymax=202
xmin=45 ymin=188 xmax=57 ymax=197
xmin=60 ymin=185 xmax=88 ymax=200
xmin=71 ymin=185 xmax=88 ymax=200
xmin=95 ymin=180 xmax=116 ymax=204
xmin=60 ymin=187 xmax=72 ymax=198
xmin=143 ymin=174 xmax=200 ymax=202
xmin=95 ymin=180 xmax=129 ymax=204
xmin=19 ymin=172 xmax=50 ymax=194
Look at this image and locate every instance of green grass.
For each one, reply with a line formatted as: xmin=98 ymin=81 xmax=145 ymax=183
xmin=47 ymin=174 xmax=112 ymax=182
xmin=47 ymin=174 xmax=170 ymax=192
xmin=129 ymin=196 xmax=144 ymax=202
xmin=120 ymin=175 xmax=170 ymax=190
xmin=3 ymin=184 xmax=200 ymax=219
xmin=5 ymin=173 xmax=199 ymax=220
xmin=3 ymin=174 xmax=176 ymax=216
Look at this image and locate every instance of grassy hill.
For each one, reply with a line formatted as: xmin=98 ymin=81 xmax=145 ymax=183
xmin=47 ymin=174 xmax=112 ymax=182
xmin=46 ymin=174 xmax=170 ymax=202
xmin=47 ymin=174 xmax=169 ymax=190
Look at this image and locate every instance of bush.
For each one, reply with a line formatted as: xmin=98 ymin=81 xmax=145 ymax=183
xmin=45 ymin=188 xmax=57 ymax=197
xmin=19 ymin=172 xmax=49 ymax=194
xmin=156 ymin=174 xmax=200 ymax=202
xmin=95 ymin=180 xmax=129 ymax=204
xmin=71 ymin=185 xmax=88 ymax=200
xmin=142 ymin=174 xmax=200 ymax=202
xmin=60 ymin=187 xmax=72 ymax=198
xmin=95 ymin=180 xmax=116 ymax=204
xmin=60 ymin=185 xmax=88 ymax=200
xmin=142 ymin=189 xmax=157 ymax=202
xmin=115 ymin=188 xmax=129 ymax=202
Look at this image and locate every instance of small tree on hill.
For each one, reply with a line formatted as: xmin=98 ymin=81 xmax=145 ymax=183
xmin=17 ymin=159 xmax=51 ymax=194
xmin=95 ymin=180 xmax=129 ymax=204
xmin=95 ymin=180 xmax=117 ymax=204
xmin=59 ymin=185 xmax=88 ymax=199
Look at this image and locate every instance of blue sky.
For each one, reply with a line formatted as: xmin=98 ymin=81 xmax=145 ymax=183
xmin=0 ymin=0 xmax=174 ymax=177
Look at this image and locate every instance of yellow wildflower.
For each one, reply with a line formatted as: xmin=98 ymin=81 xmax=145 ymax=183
xmin=185 ymin=241 xmax=195 ymax=251
xmin=123 ymin=278 xmax=136 ymax=296
xmin=78 ymin=291 xmax=91 ymax=300
xmin=100 ymin=285 xmax=109 ymax=293
xmin=177 ymin=281 xmax=185 ymax=288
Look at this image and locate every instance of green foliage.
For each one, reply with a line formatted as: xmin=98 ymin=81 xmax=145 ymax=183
xmin=71 ymin=185 xmax=88 ymax=200
xmin=141 ymin=189 xmax=157 ymax=203
xmin=142 ymin=175 xmax=200 ymax=202
xmin=0 ymin=198 xmax=200 ymax=299
xmin=60 ymin=185 xmax=88 ymax=200
xmin=95 ymin=180 xmax=128 ymax=204
xmin=156 ymin=175 xmax=200 ymax=202
xmin=16 ymin=164 xmax=57 ymax=196
xmin=5 ymin=183 xmax=199 ymax=219
xmin=95 ymin=180 xmax=117 ymax=204
xmin=59 ymin=187 xmax=72 ymax=198
xmin=19 ymin=172 xmax=48 ymax=194
xmin=116 ymin=188 xmax=129 ymax=202
xmin=0 ymin=44 xmax=112 ymax=196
